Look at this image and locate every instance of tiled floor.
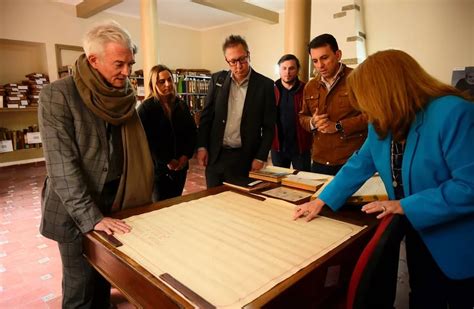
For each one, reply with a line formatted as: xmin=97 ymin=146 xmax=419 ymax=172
xmin=0 ymin=159 xmax=409 ymax=308
xmin=0 ymin=162 xmax=60 ymax=308
xmin=0 ymin=159 xmax=206 ymax=308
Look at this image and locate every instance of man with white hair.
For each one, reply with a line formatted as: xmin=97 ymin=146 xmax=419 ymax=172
xmin=39 ymin=21 xmax=153 ymax=307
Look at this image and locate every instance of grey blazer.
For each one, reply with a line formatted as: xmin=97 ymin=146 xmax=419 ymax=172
xmin=39 ymin=76 xmax=110 ymax=243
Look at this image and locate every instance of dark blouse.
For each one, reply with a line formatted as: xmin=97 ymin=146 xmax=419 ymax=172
xmin=391 ymin=140 xmax=405 ymax=200
xmin=137 ymin=96 xmax=197 ymax=174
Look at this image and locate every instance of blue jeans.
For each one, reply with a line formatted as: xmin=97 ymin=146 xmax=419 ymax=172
xmin=271 ymin=149 xmax=311 ymax=171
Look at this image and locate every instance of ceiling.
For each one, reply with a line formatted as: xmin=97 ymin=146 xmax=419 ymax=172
xmin=56 ymin=0 xmax=285 ymax=31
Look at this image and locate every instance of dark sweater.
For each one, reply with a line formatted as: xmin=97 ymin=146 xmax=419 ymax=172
xmin=138 ymin=96 xmax=197 ymax=174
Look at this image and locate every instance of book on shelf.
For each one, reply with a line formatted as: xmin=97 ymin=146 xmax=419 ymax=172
xmin=0 ymin=140 xmax=13 ymax=153
xmin=1 ymin=72 xmax=49 ymax=109
xmin=249 ymin=166 xmax=296 ymax=183
xmin=281 ymin=171 xmax=330 ymax=192
xmin=312 ymin=174 xmax=388 ymax=204
xmin=223 ymin=177 xmax=272 ymax=192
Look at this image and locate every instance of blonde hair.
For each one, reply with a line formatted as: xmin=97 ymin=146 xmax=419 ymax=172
xmin=83 ymin=20 xmax=137 ymax=57
xmin=147 ymin=65 xmax=175 ymax=100
xmin=347 ymin=49 xmax=465 ymax=141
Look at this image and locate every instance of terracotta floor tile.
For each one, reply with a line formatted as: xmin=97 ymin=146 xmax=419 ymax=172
xmin=0 ymin=161 xmax=206 ymax=307
xmin=2 ymin=281 xmax=55 ymax=305
xmin=14 ymin=257 xmax=57 ymax=278
xmin=1 ymin=256 xmax=32 ymax=272
xmin=0 ymin=282 xmax=30 ymax=302
xmin=46 ymin=296 xmax=62 ymax=309
xmin=20 ymin=299 xmax=50 ymax=309
xmin=19 ymin=238 xmax=47 ymax=250
xmin=0 ymin=240 xmax=23 ymax=254
xmin=0 ymin=268 xmax=25 ymax=286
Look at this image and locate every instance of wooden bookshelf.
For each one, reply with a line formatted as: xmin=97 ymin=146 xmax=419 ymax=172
xmin=0 ymin=108 xmax=42 ymax=166
xmin=0 ymin=107 xmax=38 ymax=113
xmin=0 ymin=39 xmax=46 ymax=167
xmin=0 ymin=147 xmax=44 ymax=167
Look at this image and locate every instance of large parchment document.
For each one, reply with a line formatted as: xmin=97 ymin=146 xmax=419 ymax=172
xmin=114 ymin=191 xmax=365 ymax=308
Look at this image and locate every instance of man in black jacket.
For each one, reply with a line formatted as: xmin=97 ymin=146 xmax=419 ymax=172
xmin=196 ymin=35 xmax=276 ymax=187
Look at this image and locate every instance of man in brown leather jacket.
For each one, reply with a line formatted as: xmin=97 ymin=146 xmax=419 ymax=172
xmin=299 ymin=34 xmax=367 ymax=175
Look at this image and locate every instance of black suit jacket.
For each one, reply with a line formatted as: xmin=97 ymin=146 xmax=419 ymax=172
xmin=197 ymin=69 xmax=276 ymax=167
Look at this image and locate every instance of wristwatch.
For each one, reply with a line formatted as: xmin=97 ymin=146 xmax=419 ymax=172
xmin=335 ymin=121 xmax=344 ymax=133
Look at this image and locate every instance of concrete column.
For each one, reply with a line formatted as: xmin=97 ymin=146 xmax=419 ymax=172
xmin=330 ymin=1 xmax=367 ymax=67
xmin=284 ymin=0 xmax=311 ymax=82
xmin=140 ymin=0 xmax=159 ymax=97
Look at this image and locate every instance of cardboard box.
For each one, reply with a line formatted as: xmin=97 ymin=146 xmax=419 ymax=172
xmin=26 ymin=132 xmax=42 ymax=144
xmin=0 ymin=140 xmax=14 ymax=153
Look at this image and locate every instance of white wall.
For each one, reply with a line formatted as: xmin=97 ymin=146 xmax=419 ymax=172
xmin=311 ymin=0 xmax=358 ymax=59
xmin=363 ymin=0 xmax=473 ymax=83
xmin=0 ymin=39 xmax=48 ymax=84
xmin=310 ymin=0 xmax=474 ymax=84
xmin=0 ymin=0 xmax=143 ymax=81
xmin=1 ymin=0 xmax=472 ymax=85
xmin=0 ymin=0 xmax=201 ymax=82
xmin=156 ymin=23 xmax=201 ymax=71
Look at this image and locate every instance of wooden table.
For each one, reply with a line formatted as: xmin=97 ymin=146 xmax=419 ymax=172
xmin=83 ymin=186 xmax=378 ymax=308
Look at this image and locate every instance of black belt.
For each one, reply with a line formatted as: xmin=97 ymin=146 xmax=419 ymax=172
xmin=222 ymin=145 xmax=242 ymax=151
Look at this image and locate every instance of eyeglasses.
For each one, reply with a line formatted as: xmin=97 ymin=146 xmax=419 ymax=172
xmin=226 ymin=55 xmax=249 ymax=66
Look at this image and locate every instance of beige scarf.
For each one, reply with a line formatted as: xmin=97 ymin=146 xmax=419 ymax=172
xmin=73 ymin=53 xmax=153 ymax=211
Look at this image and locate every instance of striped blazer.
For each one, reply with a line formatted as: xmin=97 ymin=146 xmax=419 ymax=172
xmin=38 ymin=76 xmax=110 ymax=242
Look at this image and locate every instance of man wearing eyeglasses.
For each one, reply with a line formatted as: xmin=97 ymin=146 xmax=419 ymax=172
xmin=197 ymin=34 xmax=276 ymax=187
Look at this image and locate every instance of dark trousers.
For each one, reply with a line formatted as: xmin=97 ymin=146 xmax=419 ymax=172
xmin=205 ymin=148 xmax=250 ymax=188
xmin=355 ymin=215 xmax=405 ymax=309
xmin=57 ymin=179 xmax=118 ymax=308
xmin=311 ymin=161 xmax=343 ymax=175
xmin=405 ymin=223 xmax=474 ymax=309
xmin=271 ymin=149 xmax=311 ymax=171
xmin=58 ymin=237 xmax=111 ymax=309
xmin=359 ymin=216 xmax=474 ymax=309
xmin=153 ymin=168 xmax=187 ymax=202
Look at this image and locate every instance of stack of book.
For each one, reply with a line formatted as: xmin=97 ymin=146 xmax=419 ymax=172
xmin=281 ymin=171 xmax=330 ymax=192
xmin=248 ymin=166 xmax=388 ymax=205
xmin=24 ymin=73 xmax=49 ymax=107
xmin=1 ymin=73 xmax=49 ymax=108
xmin=3 ymin=83 xmax=28 ymax=108
xmin=249 ymin=166 xmax=295 ymax=183
xmin=0 ymin=85 xmax=4 ymax=108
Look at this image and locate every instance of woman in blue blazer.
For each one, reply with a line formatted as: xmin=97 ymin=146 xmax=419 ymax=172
xmin=294 ymin=50 xmax=474 ymax=308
